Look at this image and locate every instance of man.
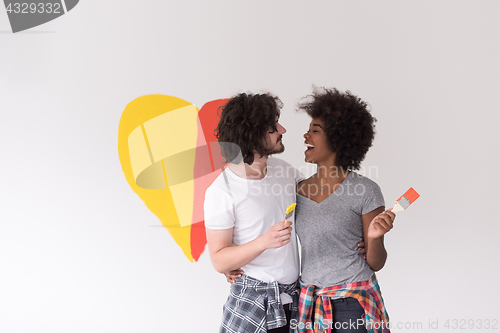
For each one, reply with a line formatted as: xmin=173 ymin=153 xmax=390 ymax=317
xmin=204 ymin=92 xmax=302 ymax=333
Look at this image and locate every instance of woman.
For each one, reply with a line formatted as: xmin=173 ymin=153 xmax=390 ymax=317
xmin=295 ymin=87 xmax=394 ymax=333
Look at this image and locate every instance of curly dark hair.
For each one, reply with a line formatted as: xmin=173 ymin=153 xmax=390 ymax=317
xmin=215 ymin=93 xmax=282 ymax=165
xmin=298 ymin=87 xmax=376 ymax=170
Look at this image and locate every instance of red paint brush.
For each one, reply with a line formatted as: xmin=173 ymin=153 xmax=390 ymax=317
xmin=392 ymin=187 xmax=420 ymax=213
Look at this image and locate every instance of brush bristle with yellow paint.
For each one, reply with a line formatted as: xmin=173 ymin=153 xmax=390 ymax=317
xmin=284 ymin=203 xmax=297 ymax=222
xmin=392 ymin=187 xmax=420 ymax=213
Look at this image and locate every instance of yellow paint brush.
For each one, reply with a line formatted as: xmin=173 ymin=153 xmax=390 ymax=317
xmin=284 ymin=203 xmax=297 ymax=222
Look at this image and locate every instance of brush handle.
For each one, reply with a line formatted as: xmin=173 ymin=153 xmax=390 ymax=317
xmin=392 ymin=202 xmax=405 ymax=213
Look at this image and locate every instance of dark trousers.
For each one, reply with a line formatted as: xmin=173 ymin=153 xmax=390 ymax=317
xmin=267 ymin=298 xmax=367 ymax=332
xmin=328 ymin=297 xmax=367 ymax=333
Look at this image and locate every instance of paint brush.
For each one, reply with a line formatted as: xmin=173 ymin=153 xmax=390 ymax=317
xmin=392 ymin=187 xmax=420 ymax=213
xmin=284 ymin=203 xmax=297 ymax=222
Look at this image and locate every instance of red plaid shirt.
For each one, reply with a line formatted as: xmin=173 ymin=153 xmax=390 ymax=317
xmin=298 ymin=275 xmax=390 ymax=333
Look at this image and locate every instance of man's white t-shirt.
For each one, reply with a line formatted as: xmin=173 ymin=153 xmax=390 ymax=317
xmin=204 ymin=157 xmax=303 ymax=288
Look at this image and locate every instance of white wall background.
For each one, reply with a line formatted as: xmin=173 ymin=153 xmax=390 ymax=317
xmin=1 ymin=1 xmax=499 ymax=332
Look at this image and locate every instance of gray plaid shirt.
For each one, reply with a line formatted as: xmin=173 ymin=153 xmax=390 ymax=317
xmin=220 ymin=274 xmax=299 ymax=333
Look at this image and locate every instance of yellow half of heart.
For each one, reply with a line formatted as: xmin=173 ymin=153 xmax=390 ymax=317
xmin=118 ymin=94 xmax=201 ymax=262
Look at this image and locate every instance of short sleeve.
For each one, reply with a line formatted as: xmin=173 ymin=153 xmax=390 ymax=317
xmin=361 ymin=180 xmax=385 ymax=215
xmin=204 ymin=185 xmax=235 ymax=229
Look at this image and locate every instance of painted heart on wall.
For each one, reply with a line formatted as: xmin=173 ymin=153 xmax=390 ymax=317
xmin=118 ymin=95 xmax=230 ymax=262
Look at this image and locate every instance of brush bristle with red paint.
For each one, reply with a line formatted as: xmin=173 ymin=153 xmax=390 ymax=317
xmin=392 ymin=187 xmax=420 ymax=213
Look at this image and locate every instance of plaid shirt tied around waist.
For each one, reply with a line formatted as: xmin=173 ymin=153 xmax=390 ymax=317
xmin=220 ymin=274 xmax=300 ymax=333
xmin=298 ymin=275 xmax=390 ymax=333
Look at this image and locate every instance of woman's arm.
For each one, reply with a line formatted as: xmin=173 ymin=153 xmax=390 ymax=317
xmin=362 ymin=207 xmax=395 ymax=271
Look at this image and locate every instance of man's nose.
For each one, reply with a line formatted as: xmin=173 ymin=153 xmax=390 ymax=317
xmin=277 ymin=123 xmax=286 ymax=134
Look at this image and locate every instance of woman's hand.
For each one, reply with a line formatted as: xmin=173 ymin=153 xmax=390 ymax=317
xmin=367 ymin=209 xmax=396 ymax=240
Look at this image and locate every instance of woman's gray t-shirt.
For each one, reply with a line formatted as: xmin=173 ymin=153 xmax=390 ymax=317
xmin=295 ymin=172 xmax=385 ymax=288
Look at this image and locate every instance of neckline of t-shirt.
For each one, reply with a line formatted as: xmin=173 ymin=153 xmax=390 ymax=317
xmin=297 ymin=171 xmax=355 ymax=204
xmin=224 ymin=160 xmax=272 ymax=182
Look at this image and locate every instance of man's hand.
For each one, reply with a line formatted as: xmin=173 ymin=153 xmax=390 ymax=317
xmin=260 ymin=220 xmax=293 ymax=249
xmin=357 ymin=241 xmax=366 ymax=259
xmin=206 ymin=220 xmax=293 ymax=274
xmin=367 ymin=209 xmax=396 ymax=240
xmin=224 ymin=268 xmax=244 ymax=283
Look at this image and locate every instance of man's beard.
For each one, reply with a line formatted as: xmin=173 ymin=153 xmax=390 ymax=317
xmin=269 ymin=139 xmax=285 ymax=155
